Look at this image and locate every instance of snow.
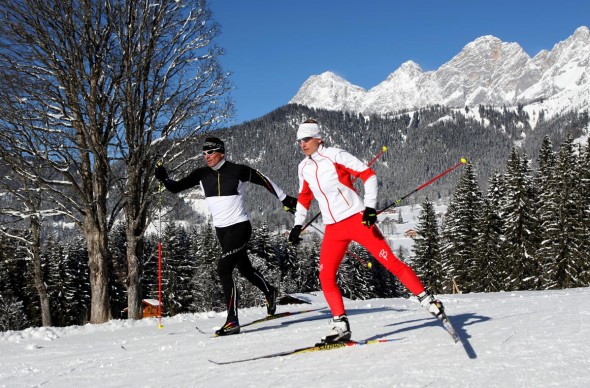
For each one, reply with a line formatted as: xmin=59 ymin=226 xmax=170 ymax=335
xmin=2 ymin=287 xmax=589 ymax=387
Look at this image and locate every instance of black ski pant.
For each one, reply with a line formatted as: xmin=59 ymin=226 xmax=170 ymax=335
xmin=215 ymin=220 xmax=273 ymax=322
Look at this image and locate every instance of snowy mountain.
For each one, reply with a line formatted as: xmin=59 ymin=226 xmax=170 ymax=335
xmin=1 ymin=287 xmax=589 ymax=387
xmin=292 ymin=71 xmax=366 ymax=113
xmin=290 ymin=26 xmax=590 ymax=120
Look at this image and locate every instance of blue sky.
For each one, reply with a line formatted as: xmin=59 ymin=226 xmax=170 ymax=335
xmin=208 ymin=0 xmax=589 ymax=125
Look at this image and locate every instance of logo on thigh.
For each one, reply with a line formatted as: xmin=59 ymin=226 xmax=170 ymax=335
xmin=379 ymin=249 xmax=388 ymax=261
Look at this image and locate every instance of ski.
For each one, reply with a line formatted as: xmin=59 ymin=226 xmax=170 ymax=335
xmin=241 ymin=307 xmax=324 ymax=328
xmin=195 ymin=307 xmax=325 ymax=335
xmin=437 ymin=311 xmax=460 ymax=343
xmin=421 ymin=297 xmax=461 ymax=344
xmin=209 ymin=338 xmax=398 ymax=365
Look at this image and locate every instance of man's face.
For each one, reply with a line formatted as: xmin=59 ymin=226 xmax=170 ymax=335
xmin=203 ymin=149 xmax=224 ymax=166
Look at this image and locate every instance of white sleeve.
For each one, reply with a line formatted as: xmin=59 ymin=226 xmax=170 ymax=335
xmin=363 ymin=175 xmax=378 ymax=209
xmin=294 ymin=163 xmax=309 ymax=226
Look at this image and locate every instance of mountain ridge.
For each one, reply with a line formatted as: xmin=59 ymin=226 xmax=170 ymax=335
xmin=290 ymin=26 xmax=590 ymax=119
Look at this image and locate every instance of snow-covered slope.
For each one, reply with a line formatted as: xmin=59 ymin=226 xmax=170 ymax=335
xmin=1 ymin=287 xmax=589 ymax=387
xmin=290 ymin=26 xmax=590 ymax=122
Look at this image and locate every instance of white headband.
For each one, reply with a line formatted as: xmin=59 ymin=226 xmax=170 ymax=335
xmin=296 ymin=123 xmax=323 ymax=141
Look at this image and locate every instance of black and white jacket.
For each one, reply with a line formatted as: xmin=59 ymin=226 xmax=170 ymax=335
xmin=162 ymin=159 xmax=287 ymax=228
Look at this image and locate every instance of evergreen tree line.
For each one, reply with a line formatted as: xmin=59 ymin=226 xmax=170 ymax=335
xmin=0 ymin=218 xmax=407 ymax=331
xmin=2 ymin=128 xmax=589 ymax=331
xmin=413 ymin=134 xmax=590 ymax=294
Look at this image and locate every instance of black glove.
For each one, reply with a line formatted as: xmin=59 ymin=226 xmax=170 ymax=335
xmin=361 ymin=207 xmax=377 ymax=228
xmin=288 ymin=225 xmax=303 ymax=245
xmin=281 ymin=195 xmax=297 ymax=214
xmin=154 ymin=164 xmax=168 ymax=181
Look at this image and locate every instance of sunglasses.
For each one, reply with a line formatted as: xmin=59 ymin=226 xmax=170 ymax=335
xmin=203 ymin=148 xmax=221 ymax=156
xmin=298 ymin=137 xmax=314 ymax=144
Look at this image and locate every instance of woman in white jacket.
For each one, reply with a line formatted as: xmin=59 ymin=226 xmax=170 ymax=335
xmin=288 ymin=119 xmax=443 ymax=344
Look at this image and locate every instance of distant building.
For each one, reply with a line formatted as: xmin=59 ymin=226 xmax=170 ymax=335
xmin=404 ymin=229 xmax=417 ymax=239
xmin=120 ymin=299 xmax=160 ymax=319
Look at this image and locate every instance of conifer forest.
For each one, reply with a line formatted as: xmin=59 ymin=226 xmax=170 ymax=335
xmin=2 ymin=130 xmax=589 ymax=331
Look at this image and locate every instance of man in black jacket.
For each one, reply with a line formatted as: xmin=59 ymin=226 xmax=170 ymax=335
xmin=155 ymin=137 xmax=297 ymax=336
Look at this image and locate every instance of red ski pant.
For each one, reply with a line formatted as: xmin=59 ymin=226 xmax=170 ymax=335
xmin=319 ymin=213 xmax=425 ymax=317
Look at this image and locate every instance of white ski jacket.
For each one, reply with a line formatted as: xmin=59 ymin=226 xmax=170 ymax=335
xmin=294 ymin=145 xmax=377 ymax=226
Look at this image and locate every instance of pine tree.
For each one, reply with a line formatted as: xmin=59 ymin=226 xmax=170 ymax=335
xmin=0 ymin=234 xmax=11 ymax=298
xmin=161 ymin=223 xmax=193 ymax=316
xmin=0 ymin=294 xmax=28 ymax=331
xmin=412 ymin=198 xmax=444 ymax=293
xmin=175 ymin=226 xmax=196 ymax=314
xmin=249 ymin=222 xmax=273 ymax=263
xmin=0 ymin=230 xmax=39 ymax=326
xmin=369 ymin=255 xmax=404 ymax=299
xmin=502 ymin=148 xmax=541 ymax=290
xmin=337 ymin=244 xmax=374 ymax=300
xmin=239 ymin=223 xmax=280 ymax=308
xmin=475 ymin=172 xmax=507 ymax=291
xmin=534 ymin=136 xmax=557 ymax=288
xmin=440 ymin=163 xmax=483 ymax=293
xmin=0 ymin=233 xmax=30 ymax=330
xmin=44 ymin=236 xmax=68 ymax=326
xmin=63 ymin=237 xmax=91 ymax=325
xmin=579 ymin=138 xmax=590 ymax=285
xmin=536 ymin=136 xmax=557 ymax=197
xmin=539 ymin=135 xmax=585 ymax=289
xmin=473 ymin=195 xmax=504 ymax=292
xmin=142 ymin=234 xmax=159 ymax=303
xmin=45 ymin=236 xmax=91 ymax=326
xmin=190 ymin=222 xmax=223 ymax=313
xmin=271 ymin=231 xmax=294 ymax=294
xmin=536 ymin=137 xmax=560 ymax=288
xmin=287 ymin=233 xmax=321 ymax=294
xmin=108 ymin=223 xmax=128 ymax=317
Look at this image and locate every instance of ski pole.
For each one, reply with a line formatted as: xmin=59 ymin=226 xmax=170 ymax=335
xmin=157 ymin=163 xmax=164 ymax=330
xmin=378 ymin=158 xmax=467 ymax=214
xmin=301 ymin=146 xmax=388 ymax=232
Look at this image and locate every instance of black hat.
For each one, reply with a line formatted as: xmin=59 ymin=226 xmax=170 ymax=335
xmin=203 ymin=137 xmax=225 ymax=153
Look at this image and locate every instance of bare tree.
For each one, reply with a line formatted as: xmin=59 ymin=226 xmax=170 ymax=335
xmin=0 ymin=0 xmax=121 ymax=323
xmin=110 ymin=0 xmax=232 ymax=319
xmin=0 ymin=0 xmax=232 ymax=322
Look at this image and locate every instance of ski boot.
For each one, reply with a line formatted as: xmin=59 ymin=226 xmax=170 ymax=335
xmin=215 ymin=319 xmax=240 ymax=336
xmin=266 ymin=286 xmax=278 ymax=316
xmin=320 ymin=314 xmax=351 ymax=344
xmin=417 ymin=290 xmax=444 ymax=318
xmin=417 ymin=290 xmax=460 ymax=343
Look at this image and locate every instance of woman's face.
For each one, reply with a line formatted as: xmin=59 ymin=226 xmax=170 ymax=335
xmin=299 ymin=137 xmax=321 ymax=156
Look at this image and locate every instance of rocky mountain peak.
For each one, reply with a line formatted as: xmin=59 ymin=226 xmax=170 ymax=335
xmin=290 ymin=26 xmax=590 ymax=118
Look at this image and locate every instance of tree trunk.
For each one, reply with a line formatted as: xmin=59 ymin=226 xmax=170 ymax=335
xmin=85 ymin=214 xmax=111 ymax=324
xmin=126 ymin=233 xmax=143 ymax=320
xmin=31 ymin=216 xmax=52 ymax=327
